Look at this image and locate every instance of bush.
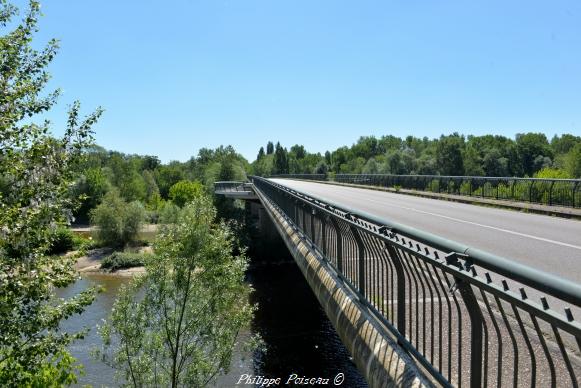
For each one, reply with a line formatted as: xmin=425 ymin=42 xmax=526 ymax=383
xmin=101 ymin=252 xmax=152 ymax=271
xmin=533 ymin=167 xmax=572 ymax=179
xmin=47 ymin=227 xmax=75 ymax=254
xmin=158 ymin=201 xmax=180 ymax=224
xmin=90 ymin=190 xmax=146 ymax=247
xmin=168 ymin=180 xmax=204 ymax=207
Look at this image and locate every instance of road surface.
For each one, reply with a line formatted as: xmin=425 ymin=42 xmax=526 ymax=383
xmin=270 ymin=178 xmax=581 ymax=285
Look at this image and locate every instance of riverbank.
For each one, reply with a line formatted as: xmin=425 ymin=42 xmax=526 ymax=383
xmin=73 ymin=247 xmax=149 ymax=277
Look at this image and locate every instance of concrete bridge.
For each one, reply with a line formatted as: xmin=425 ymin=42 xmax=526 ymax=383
xmin=215 ymin=177 xmax=581 ymax=387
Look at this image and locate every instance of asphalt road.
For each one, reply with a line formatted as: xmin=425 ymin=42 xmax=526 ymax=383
xmin=270 ymin=179 xmax=581 ymax=285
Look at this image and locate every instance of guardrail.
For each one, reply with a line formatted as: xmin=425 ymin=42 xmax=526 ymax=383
xmin=252 ymin=175 xmax=581 ymax=387
xmin=214 ymin=181 xmax=252 ymax=193
xmin=270 ymin=174 xmax=581 ymax=208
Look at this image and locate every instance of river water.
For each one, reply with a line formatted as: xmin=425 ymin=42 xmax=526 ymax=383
xmin=61 ymin=260 xmax=368 ymax=387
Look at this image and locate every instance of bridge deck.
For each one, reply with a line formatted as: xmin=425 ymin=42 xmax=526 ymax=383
xmin=270 ymin=178 xmax=581 ymax=285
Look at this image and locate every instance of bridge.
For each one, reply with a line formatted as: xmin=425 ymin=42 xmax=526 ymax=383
xmin=215 ymin=176 xmax=581 ymax=387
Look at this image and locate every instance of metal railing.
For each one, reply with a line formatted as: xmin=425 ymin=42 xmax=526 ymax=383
xmin=252 ymin=176 xmax=581 ymax=387
xmin=271 ymin=174 xmax=581 ymax=208
xmin=213 ymin=181 xmax=252 ymax=193
xmin=270 ymin=173 xmax=326 ymax=181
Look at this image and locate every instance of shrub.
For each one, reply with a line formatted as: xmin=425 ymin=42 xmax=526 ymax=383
xmin=459 ymin=181 xmax=472 ymax=196
xmin=168 ymin=180 xmax=204 ymax=207
xmin=101 ymin=252 xmax=152 ymax=271
xmin=47 ymin=227 xmax=75 ymax=254
xmin=427 ymin=179 xmax=440 ymax=192
xmin=158 ymin=201 xmax=180 ymax=224
xmin=90 ymin=190 xmax=146 ymax=247
xmin=533 ymin=167 xmax=572 ymax=179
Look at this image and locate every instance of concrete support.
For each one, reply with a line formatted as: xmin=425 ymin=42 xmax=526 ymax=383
xmin=255 ymin=190 xmax=432 ymax=388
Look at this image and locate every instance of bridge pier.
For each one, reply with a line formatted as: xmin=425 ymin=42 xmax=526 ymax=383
xmin=255 ymin=189 xmax=432 ymax=388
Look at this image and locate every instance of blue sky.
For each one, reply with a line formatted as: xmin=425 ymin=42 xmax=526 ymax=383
xmin=15 ymin=0 xmax=581 ymax=162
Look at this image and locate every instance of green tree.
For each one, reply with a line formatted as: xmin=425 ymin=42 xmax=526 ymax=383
xmin=482 ymin=149 xmax=509 ymax=177
xmin=90 ymin=190 xmax=145 ymax=247
xmin=436 ymin=133 xmax=465 ymax=175
xmin=266 ymin=141 xmax=274 ymax=154
xmin=154 ymin=162 xmax=186 ymax=199
xmin=73 ymin=167 xmax=111 ymax=221
xmin=97 ymin=196 xmax=255 ymax=387
xmin=516 ymin=133 xmax=553 ymax=176
xmin=273 ymin=142 xmax=289 ymax=174
xmin=290 ymin=144 xmax=306 ymax=160
xmin=463 ymin=145 xmax=484 ymax=176
xmin=142 ymin=169 xmax=160 ymax=207
xmin=313 ymin=160 xmax=329 ymax=174
xmin=168 ymin=180 xmax=204 ymax=207
xmin=564 ymin=143 xmax=581 ymax=178
xmin=0 ymin=1 xmax=102 ymax=383
xmin=257 ymin=146 xmax=265 ymax=160
xmin=533 ymin=167 xmax=572 ymax=179
xmin=551 ymin=134 xmax=581 ymax=155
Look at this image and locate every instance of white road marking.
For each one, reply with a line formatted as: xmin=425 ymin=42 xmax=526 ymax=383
xmin=273 ymin=180 xmax=581 ymax=251
xmin=360 ymin=197 xmax=581 ymax=251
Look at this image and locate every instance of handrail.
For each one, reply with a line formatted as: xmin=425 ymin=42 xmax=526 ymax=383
xmin=269 ymin=174 xmax=581 ymax=208
xmin=263 ymin=177 xmax=581 ymax=305
xmin=251 ymin=175 xmax=581 ymax=387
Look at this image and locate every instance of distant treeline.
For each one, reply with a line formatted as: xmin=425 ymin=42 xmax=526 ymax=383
xmin=251 ymin=133 xmax=581 ymax=179
xmin=73 ymin=132 xmax=580 ymax=221
xmin=73 ymin=145 xmax=249 ymax=221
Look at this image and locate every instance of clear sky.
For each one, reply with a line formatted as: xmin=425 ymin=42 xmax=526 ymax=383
xmin=15 ymin=0 xmax=581 ymax=162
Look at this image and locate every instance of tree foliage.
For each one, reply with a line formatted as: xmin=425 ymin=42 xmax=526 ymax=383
xmin=250 ymin=132 xmax=581 ymax=178
xmin=0 ymin=0 xmax=102 ymax=383
xmin=97 ymin=196 xmax=255 ymax=387
xmin=168 ymin=180 xmax=204 ymax=207
xmin=90 ymin=190 xmax=145 ymax=247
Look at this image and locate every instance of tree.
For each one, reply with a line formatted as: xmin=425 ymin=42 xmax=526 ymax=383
xmin=257 ymin=146 xmax=265 ymax=160
xmin=564 ymin=143 xmax=581 ymax=178
xmin=463 ymin=146 xmax=484 ymax=176
xmin=90 ymin=190 xmax=145 ymax=247
xmin=142 ymin=169 xmax=160 ymax=207
xmin=516 ymin=133 xmax=553 ymax=176
xmin=168 ymin=180 xmax=204 ymax=207
xmin=73 ymin=167 xmax=111 ymax=221
xmin=0 ymin=1 xmax=102 ymax=384
xmin=97 ymin=196 xmax=255 ymax=387
xmin=266 ymin=141 xmax=274 ymax=155
xmin=154 ymin=162 xmax=186 ymax=199
xmin=482 ymin=149 xmax=509 ymax=177
xmin=313 ymin=160 xmax=329 ymax=174
xmin=436 ymin=134 xmax=465 ymax=175
xmin=273 ymin=142 xmax=289 ymax=174
xmin=290 ymin=144 xmax=306 ymax=160
xmin=551 ymin=134 xmax=581 ymax=155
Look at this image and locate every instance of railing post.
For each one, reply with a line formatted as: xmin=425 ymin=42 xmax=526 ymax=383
xmin=573 ymin=182 xmax=579 ymax=208
xmin=446 ymin=253 xmax=484 ymax=388
xmin=329 ymin=217 xmax=343 ymax=273
xmin=549 ymin=180 xmax=556 ymax=206
xmin=350 ymin=224 xmax=366 ymax=297
xmin=385 ymin=243 xmax=406 ymax=338
xmin=321 ymin=215 xmax=327 ymax=256
xmin=511 ymin=179 xmax=515 ymax=200
xmin=529 ymin=180 xmax=534 ymax=203
xmin=310 ymin=207 xmax=316 ymax=246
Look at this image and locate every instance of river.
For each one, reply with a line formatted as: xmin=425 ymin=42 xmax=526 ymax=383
xmin=61 ymin=260 xmax=368 ymax=387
